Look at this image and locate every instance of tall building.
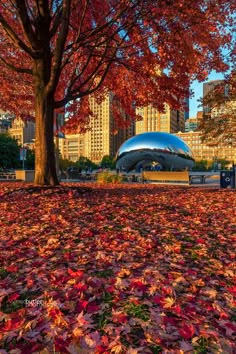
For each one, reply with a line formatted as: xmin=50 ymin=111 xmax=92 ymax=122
xmin=60 ymin=93 xmax=134 ymax=163
xmin=59 ymin=134 xmax=86 ymax=162
xmin=184 ymin=97 xmax=190 ymax=121
xmin=0 ymin=119 xmax=10 ymax=133
xmin=8 ymin=117 xmax=35 ymax=145
xmin=185 ymin=112 xmax=203 ymax=132
xmin=203 ymin=80 xmax=222 ymax=114
xmin=203 ymin=80 xmax=223 ymax=98
xmin=0 ymin=110 xmax=14 ymax=132
xmin=135 ymin=103 xmax=185 ymax=135
xmin=176 ymin=131 xmax=236 ymax=162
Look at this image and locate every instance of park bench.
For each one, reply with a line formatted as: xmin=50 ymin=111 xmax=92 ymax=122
xmin=189 ymin=173 xmax=219 ymax=184
xmin=142 ymin=171 xmax=190 ymax=185
xmin=189 ymin=174 xmax=206 ymax=184
xmin=0 ymin=172 xmax=16 ymax=180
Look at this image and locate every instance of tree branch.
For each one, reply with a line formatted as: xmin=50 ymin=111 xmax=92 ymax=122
xmin=0 ymin=57 xmax=32 ymax=75
xmin=49 ymin=4 xmax=63 ymax=38
xmin=15 ymin=0 xmax=38 ymax=50
xmin=46 ymin=0 xmax=71 ymax=94
xmin=0 ymin=13 xmax=35 ymax=57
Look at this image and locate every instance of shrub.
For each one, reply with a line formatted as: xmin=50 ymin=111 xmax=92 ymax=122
xmin=96 ymin=171 xmax=123 ymax=184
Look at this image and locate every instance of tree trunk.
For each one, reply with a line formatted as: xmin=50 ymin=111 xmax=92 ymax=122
xmin=34 ymin=92 xmax=59 ymax=186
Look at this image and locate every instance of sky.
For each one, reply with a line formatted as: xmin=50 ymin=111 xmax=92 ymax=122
xmin=189 ymin=71 xmax=225 ymax=117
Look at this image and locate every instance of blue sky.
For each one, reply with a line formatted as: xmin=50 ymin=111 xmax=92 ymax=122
xmin=189 ymin=71 xmax=225 ymax=117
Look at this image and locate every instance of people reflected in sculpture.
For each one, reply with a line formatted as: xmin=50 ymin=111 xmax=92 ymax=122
xmin=116 ymin=132 xmax=194 ymax=172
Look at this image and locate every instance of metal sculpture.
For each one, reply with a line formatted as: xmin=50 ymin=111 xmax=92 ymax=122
xmin=116 ymin=132 xmax=194 ymax=171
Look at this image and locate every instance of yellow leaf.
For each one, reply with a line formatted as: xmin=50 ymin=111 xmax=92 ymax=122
xmin=72 ymin=327 xmax=83 ymax=337
xmin=117 ymin=268 xmax=131 ymax=278
xmin=194 ymin=279 xmax=205 ymax=287
xmin=148 ymin=284 xmax=159 ymax=295
xmin=111 ymin=344 xmax=123 ymax=354
xmin=115 ymin=277 xmax=129 ymax=289
xmin=47 ymin=237 xmax=59 ymax=245
xmin=127 ymin=349 xmax=140 ymax=354
xmin=224 ymin=269 xmax=234 ymax=277
xmin=163 ymin=297 xmax=175 ymax=308
xmin=84 ymin=334 xmax=96 ymax=347
xmin=173 ymin=276 xmax=187 ymax=286
xmin=203 ymin=288 xmax=217 ymax=299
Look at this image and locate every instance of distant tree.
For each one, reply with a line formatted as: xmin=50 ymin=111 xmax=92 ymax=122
xmin=211 ymin=158 xmax=231 ymax=171
xmin=0 ymin=133 xmax=20 ymax=169
xmin=192 ymin=159 xmax=209 ymax=171
xmin=75 ymin=156 xmax=97 ymax=171
xmin=100 ymin=155 xmax=116 ymax=169
xmin=59 ymin=158 xmax=76 ymax=171
xmin=0 ymin=1 xmax=234 ymax=185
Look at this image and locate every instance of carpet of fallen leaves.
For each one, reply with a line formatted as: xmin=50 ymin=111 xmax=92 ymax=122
xmin=0 ymin=182 xmax=235 ymax=354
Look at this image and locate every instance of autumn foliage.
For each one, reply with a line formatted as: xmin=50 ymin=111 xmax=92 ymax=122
xmin=0 ymin=182 xmax=235 ymax=352
xmin=200 ymin=73 xmax=236 ymax=146
xmin=0 ymin=1 xmax=235 ymax=185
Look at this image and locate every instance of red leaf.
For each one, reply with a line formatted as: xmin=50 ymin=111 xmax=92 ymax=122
xmin=112 ymin=310 xmax=128 ymax=324
xmin=179 ymin=323 xmax=195 ymax=340
xmin=6 ymin=265 xmax=18 ymax=272
xmin=130 ymin=280 xmax=147 ymax=292
xmin=153 ymin=295 xmax=164 ymax=305
xmin=8 ymin=293 xmax=20 ymax=303
xmin=75 ymin=300 xmax=88 ymax=312
xmin=87 ymin=302 xmax=100 ymax=313
xmin=227 ymin=286 xmax=236 ymax=295
xmin=68 ymin=268 xmax=84 ymax=278
xmin=196 ymin=238 xmax=206 ymax=244
xmin=74 ymin=282 xmax=88 ymax=292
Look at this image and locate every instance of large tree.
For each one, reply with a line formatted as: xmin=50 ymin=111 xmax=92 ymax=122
xmin=0 ymin=0 xmax=234 ymax=185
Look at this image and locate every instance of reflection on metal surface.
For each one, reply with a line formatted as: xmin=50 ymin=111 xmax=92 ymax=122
xmin=116 ymin=132 xmax=194 ymax=171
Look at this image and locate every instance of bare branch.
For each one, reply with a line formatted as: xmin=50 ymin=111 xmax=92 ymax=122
xmin=74 ymin=0 xmax=89 ymax=43
xmin=15 ymin=0 xmax=38 ymax=49
xmin=55 ymin=37 xmax=123 ymax=108
xmin=49 ymin=5 xmax=63 ymax=38
xmin=0 ymin=13 xmax=34 ymax=57
xmin=0 ymin=56 xmax=32 ymax=74
xmin=46 ymin=0 xmax=71 ymax=94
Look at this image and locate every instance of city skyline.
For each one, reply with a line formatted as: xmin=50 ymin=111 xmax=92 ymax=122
xmin=0 ymin=71 xmax=228 ymax=126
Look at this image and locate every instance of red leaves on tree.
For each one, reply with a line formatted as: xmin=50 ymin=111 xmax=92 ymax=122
xmin=0 ymin=1 xmax=235 ymax=185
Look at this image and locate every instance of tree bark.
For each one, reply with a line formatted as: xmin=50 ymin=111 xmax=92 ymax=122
xmin=34 ymin=60 xmax=59 ymax=186
xmin=34 ymin=94 xmax=59 ymax=186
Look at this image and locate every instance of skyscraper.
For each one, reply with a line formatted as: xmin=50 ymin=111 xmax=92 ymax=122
xmin=185 ymin=112 xmax=203 ymax=132
xmin=135 ymin=103 xmax=185 ymax=134
xmin=203 ymin=80 xmax=222 ymax=114
xmin=184 ymin=97 xmax=190 ymax=121
xmin=8 ymin=117 xmax=35 ymax=145
xmin=60 ymin=92 xmax=134 ymax=163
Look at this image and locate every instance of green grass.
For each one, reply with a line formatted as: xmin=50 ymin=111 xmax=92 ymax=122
xmin=125 ymin=302 xmax=150 ymax=321
xmin=0 ymin=268 xmax=9 ymax=279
